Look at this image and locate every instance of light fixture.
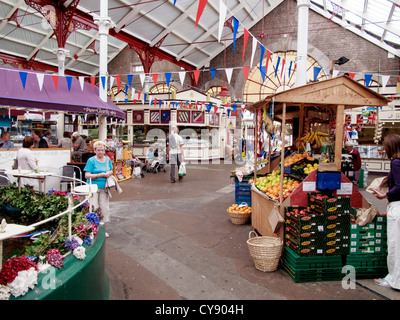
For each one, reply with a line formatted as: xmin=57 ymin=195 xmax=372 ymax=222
xmin=335 ymin=56 xmax=349 ymax=66
xmin=217 ymin=86 xmax=230 ymax=105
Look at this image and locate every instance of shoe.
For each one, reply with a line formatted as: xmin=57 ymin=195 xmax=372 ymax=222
xmin=178 ymin=176 xmax=183 ymax=181
xmin=105 ymin=232 xmax=109 ymax=238
xmin=171 ymin=179 xmax=175 ymax=183
xmin=374 ymin=278 xmax=391 ymax=287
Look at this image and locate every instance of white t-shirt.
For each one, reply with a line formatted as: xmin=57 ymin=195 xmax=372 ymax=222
xmin=169 ymin=133 xmax=183 ymax=155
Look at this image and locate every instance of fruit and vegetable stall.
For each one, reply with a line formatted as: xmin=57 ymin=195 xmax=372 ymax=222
xmin=238 ymin=76 xmax=391 ymax=280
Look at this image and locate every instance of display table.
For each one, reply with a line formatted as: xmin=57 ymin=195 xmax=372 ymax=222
xmin=5 ymin=169 xmax=54 ymax=193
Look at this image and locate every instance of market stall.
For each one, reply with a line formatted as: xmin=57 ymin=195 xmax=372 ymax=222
xmin=246 ymin=75 xmax=390 ymax=239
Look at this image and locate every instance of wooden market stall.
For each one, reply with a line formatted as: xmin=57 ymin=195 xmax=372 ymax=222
xmin=246 ymin=75 xmax=390 ymax=239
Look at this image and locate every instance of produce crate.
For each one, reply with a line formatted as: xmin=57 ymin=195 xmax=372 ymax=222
xmin=234 ymin=177 xmax=252 ymax=206
xmin=281 ymin=247 xmax=343 ymax=282
xmin=235 ymin=195 xmax=251 ymax=206
xmin=308 ymin=193 xmax=351 ymax=215
xmin=284 ymin=206 xmax=325 ymax=233
xmin=345 ymin=254 xmax=388 ymax=279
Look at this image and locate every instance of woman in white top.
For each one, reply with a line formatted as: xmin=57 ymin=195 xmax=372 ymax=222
xmin=17 ymin=136 xmax=38 ymax=187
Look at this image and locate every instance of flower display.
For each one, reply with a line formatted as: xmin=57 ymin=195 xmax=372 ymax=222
xmin=73 ymin=246 xmax=86 ymax=260
xmin=0 ymin=256 xmax=38 ymax=285
xmin=46 ymin=249 xmax=64 ymax=269
xmin=0 ymin=285 xmax=10 ymax=300
xmin=83 ymin=237 xmax=92 ymax=246
xmin=7 ymin=268 xmax=38 ymax=297
xmin=85 ymin=212 xmax=100 ymax=226
xmin=65 ymin=237 xmax=81 ymax=252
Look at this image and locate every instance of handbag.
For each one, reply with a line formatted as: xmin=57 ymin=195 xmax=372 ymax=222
xmin=178 ymin=162 xmax=186 ymax=176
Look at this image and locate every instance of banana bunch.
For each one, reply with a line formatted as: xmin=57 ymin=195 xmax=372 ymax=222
xmin=299 ymin=130 xmax=329 ymax=149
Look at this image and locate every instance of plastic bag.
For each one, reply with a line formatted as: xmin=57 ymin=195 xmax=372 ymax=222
xmin=366 ymin=176 xmax=388 ymax=194
xmin=178 ymin=162 xmax=186 ymax=176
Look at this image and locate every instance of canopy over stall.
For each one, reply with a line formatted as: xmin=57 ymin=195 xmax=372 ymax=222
xmin=0 ymin=66 xmax=125 ymax=119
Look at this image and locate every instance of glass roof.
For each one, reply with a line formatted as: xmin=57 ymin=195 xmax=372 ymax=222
xmin=310 ymin=0 xmax=400 ymax=53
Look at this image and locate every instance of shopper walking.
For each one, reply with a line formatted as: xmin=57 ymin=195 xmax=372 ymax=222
xmin=168 ymin=126 xmax=184 ymax=183
xmin=84 ymin=140 xmax=114 ymax=237
xmin=372 ymin=134 xmax=400 ymax=289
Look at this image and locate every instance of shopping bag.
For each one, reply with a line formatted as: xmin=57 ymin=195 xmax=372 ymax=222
xmin=178 ymin=162 xmax=186 ymax=176
xmin=366 ymin=176 xmax=388 ymax=194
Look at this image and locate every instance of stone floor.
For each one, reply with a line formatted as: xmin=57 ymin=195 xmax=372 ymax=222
xmin=104 ymin=162 xmax=400 ymax=301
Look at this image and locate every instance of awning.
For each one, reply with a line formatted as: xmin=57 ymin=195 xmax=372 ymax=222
xmin=0 ymin=66 xmax=125 ymax=119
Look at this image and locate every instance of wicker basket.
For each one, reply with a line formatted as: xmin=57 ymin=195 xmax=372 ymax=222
xmin=227 ymin=207 xmax=251 ymax=225
xmin=247 ymin=231 xmax=283 ymax=272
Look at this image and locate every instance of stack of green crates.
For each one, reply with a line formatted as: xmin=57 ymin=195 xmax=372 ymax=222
xmin=346 ymin=213 xmax=388 ymax=279
xmin=281 ymin=246 xmax=343 ymax=283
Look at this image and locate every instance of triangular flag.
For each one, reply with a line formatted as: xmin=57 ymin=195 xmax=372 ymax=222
xmin=137 ymin=91 xmax=141 ymax=100
xmin=127 ymin=74 xmax=133 ymax=87
xmin=195 ymin=0 xmax=208 ymax=27
xmin=250 ymin=36 xmax=257 ymax=67
xmin=242 ymin=28 xmax=249 ymax=62
xmin=66 ymin=76 xmax=73 ymax=91
xmin=19 ymin=71 xmax=27 ymax=89
xmin=225 ymin=68 xmax=233 ymax=84
xmin=193 ymin=70 xmax=200 ymax=84
xmin=274 ymin=57 xmax=281 ymax=78
xmin=218 ymin=1 xmax=227 ymax=42
xmin=381 ymin=75 xmax=390 ymax=89
xmin=227 ymin=109 xmax=231 ymax=117
xmin=260 ymin=66 xmax=266 ymax=82
xmin=90 ymin=76 xmax=95 ymax=90
xmin=214 ymin=106 xmax=218 ymax=114
xmin=101 ymin=76 xmax=106 ymax=90
xmin=348 ymin=72 xmax=356 ymax=79
xmin=152 ymin=73 xmax=158 ymax=85
xmin=165 ymin=72 xmax=171 ymax=87
xmin=115 ymin=75 xmax=121 ymax=91
xmin=109 ymin=75 xmax=115 ymax=91
xmin=232 ymin=17 xmax=239 ymax=52
xmin=173 ymin=0 xmax=176 ymax=5
xmin=210 ymin=68 xmax=216 ymax=79
xmin=78 ymin=76 xmax=85 ymax=90
xmin=288 ymin=61 xmax=293 ymax=77
xmin=332 ymin=69 xmax=340 ymax=78
xmin=139 ymin=73 xmax=145 ymax=87
xmin=206 ymin=103 xmax=212 ymax=113
xmin=242 ymin=66 xmax=250 ymax=80
xmin=365 ymin=74 xmax=372 ymax=87
xmin=313 ymin=66 xmax=322 ymax=81
xmin=36 ymin=73 xmax=44 ymax=91
xmin=178 ymin=71 xmax=185 ymax=85
xmin=52 ymin=75 xmax=59 ymax=91
xmin=131 ymin=88 xmax=136 ymax=100
xmin=259 ymin=45 xmax=265 ymax=70
xmin=281 ymin=58 xmax=286 ymax=78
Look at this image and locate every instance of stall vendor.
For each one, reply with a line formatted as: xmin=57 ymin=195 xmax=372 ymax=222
xmin=344 ymin=141 xmax=362 ymax=184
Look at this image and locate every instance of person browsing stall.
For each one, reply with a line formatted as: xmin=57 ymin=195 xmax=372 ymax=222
xmin=84 ymin=141 xmax=114 ymax=237
xmin=344 ymin=141 xmax=362 ymax=185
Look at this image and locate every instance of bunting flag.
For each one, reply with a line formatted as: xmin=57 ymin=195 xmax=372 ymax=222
xmin=165 ymin=72 xmax=171 ymax=87
xmin=364 ymin=74 xmax=372 ymax=87
xmin=274 ymin=56 xmax=281 ymax=78
xmin=210 ymin=68 xmax=216 ymax=79
xmin=288 ymin=61 xmax=293 ymax=78
xmin=348 ymin=72 xmax=356 ymax=79
xmin=173 ymin=0 xmax=176 ymax=5
xmin=259 ymin=45 xmax=265 ymax=71
xmin=206 ymin=103 xmax=212 ymax=113
xmin=313 ymin=66 xmax=322 ymax=81
xmin=79 ymin=76 xmax=85 ymax=91
xmin=66 ymin=76 xmax=73 ymax=91
xmin=109 ymin=75 xmax=115 ymax=91
xmin=52 ymin=75 xmax=59 ymax=91
xmin=115 ymin=75 xmax=121 ymax=91
xmin=242 ymin=66 xmax=250 ymax=80
xmin=90 ymin=76 xmax=95 ymax=90
xmin=381 ymin=75 xmax=390 ymax=89
xmin=139 ymin=73 xmax=145 ymax=87
xmin=101 ymin=76 xmax=106 ymax=90
xmin=178 ymin=71 xmax=185 ymax=85
xmin=19 ymin=71 xmax=27 ymax=89
xmin=195 ymin=0 xmax=208 ymax=27
xmin=242 ymin=28 xmax=249 ymax=62
xmin=127 ymin=74 xmax=133 ymax=87
xmin=232 ymin=17 xmax=239 ymax=52
xmin=225 ymin=68 xmax=233 ymax=84
xmin=227 ymin=109 xmax=231 ymax=117
xmin=260 ymin=66 xmax=266 ymax=82
xmin=281 ymin=58 xmax=286 ymax=79
xmin=152 ymin=73 xmax=158 ymax=85
xmin=332 ymin=69 xmax=340 ymax=78
xmin=36 ymin=73 xmax=44 ymax=91
xmin=218 ymin=0 xmax=227 ymax=42
xmin=250 ymin=36 xmax=257 ymax=67
xmin=193 ymin=70 xmax=201 ymax=84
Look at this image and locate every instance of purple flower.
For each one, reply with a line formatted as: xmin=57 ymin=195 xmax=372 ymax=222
xmin=83 ymin=238 xmax=92 ymax=246
xmin=65 ymin=238 xmax=81 ymax=252
xmin=85 ymin=212 xmax=100 ymax=226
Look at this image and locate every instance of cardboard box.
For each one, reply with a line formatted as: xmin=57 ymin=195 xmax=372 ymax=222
xmin=269 ymin=205 xmax=284 ymax=233
xmin=317 ymin=163 xmax=340 ymax=172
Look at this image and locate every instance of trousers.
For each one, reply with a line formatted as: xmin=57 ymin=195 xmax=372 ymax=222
xmin=385 ymin=200 xmax=400 ymax=289
xmin=91 ymin=188 xmax=110 ymax=223
xmin=170 ymin=153 xmax=182 ymax=181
